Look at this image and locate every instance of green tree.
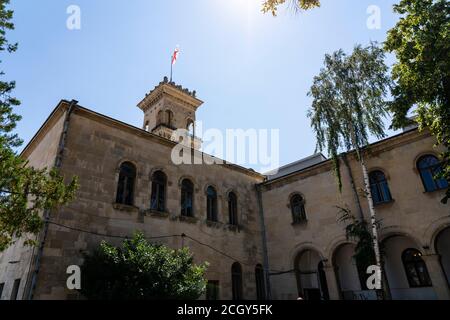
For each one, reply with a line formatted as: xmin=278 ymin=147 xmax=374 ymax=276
xmin=307 ymin=43 xmax=392 ymax=299
xmin=80 ymin=233 xmax=208 ymax=300
xmin=385 ymin=0 xmax=450 ymax=203
xmin=262 ymin=0 xmax=320 ymax=16
xmin=0 ymin=0 xmax=78 ymax=251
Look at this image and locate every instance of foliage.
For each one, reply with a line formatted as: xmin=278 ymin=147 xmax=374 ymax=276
xmin=262 ymin=0 xmax=320 ymax=16
xmin=307 ymin=43 xmax=391 ymax=190
xmin=338 ymin=206 xmax=378 ymax=278
xmin=0 ymin=0 xmax=78 ymax=251
xmin=80 ymin=233 xmax=208 ymax=300
xmin=385 ymin=0 xmax=450 ymax=203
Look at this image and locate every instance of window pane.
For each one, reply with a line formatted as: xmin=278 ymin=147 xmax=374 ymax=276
xmin=255 ymin=265 xmax=266 ymax=300
xmin=116 ymin=162 xmax=136 ymax=205
xmin=291 ymin=195 xmax=306 ymax=223
xmin=232 ymin=263 xmax=243 ymax=300
xmin=206 ymin=281 xmax=219 ymax=300
xmin=370 ymin=183 xmax=382 ymax=204
xmin=380 ymin=181 xmax=392 ymax=202
xmin=10 ymin=279 xmax=20 ymax=300
xmin=229 ymin=193 xmax=238 ymax=225
xmin=421 ymin=169 xmax=437 ymax=192
xmin=181 ymin=180 xmax=194 ymax=217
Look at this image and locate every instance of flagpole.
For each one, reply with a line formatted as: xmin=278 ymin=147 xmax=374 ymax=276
xmin=170 ymin=56 xmax=173 ymax=82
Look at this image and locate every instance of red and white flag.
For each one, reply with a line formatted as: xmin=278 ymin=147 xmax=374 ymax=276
xmin=171 ymin=47 xmax=180 ymax=65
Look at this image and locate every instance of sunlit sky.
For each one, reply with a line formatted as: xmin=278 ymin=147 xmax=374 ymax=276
xmin=5 ymin=0 xmax=401 ymax=171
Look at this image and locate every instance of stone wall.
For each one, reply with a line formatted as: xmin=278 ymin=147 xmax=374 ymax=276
xmin=32 ymin=107 xmax=265 ymax=300
xmin=260 ymin=129 xmax=450 ymax=300
xmin=0 ymin=104 xmax=68 ymax=300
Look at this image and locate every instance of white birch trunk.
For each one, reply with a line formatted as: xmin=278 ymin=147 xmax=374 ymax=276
xmin=359 ymin=153 xmax=384 ymax=299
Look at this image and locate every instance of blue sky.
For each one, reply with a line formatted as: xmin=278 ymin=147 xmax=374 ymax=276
xmin=5 ymin=0 xmax=400 ymax=170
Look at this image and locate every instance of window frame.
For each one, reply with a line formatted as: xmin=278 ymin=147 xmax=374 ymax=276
xmin=206 ymin=186 xmax=218 ymax=222
xmin=0 ymin=282 xmax=4 ymax=299
xmin=116 ymin=162 xmax=137 ymax=206
xmin=369 ymin=170 xmax=393 ymax=205
xmin=150 ymin=171 xmax=167 ymax=212
xmin=290 ymin=194 xmax=307 ymax=224
xmin=402 ymin=248 xmax=432 ymax=288
xmin=10 ymin=279 xmax=20 ymax=301
xmin=228 ymin=191 xmax=238 ymax=226
xmin=206 ymin=280 xmax=220 ymax=300
xmin=255 ymin=264 xmax=266 ymax=300
xmin=231 ymin=262 xmax=243 ymax=300
xmin=417 ymin=155 xmax=449 ymax=193
xmin=181 ymin=179 xmax=194 ymax=217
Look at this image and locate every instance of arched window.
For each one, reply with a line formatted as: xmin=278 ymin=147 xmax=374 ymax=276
xmin=402 ymin=248 xmax=432 ymax=288
xmin=206 ymin=186 xmax=218 ymax=222
xmin=255 ymin=264 xmax=266 ymax=300
xmin=231 ymin=262 xmax=243 ymax=300
xmin=144 ymin=121 xmax=149 ymax=132
xmin=150 ymin=171 xmax=167 ymax=212
xmin=116 ymin=162 xmax=136 ymax=206
xmin=181 ymin=179 xmax=194 ymax=217
xmin=157 ymin=110 xmax=163 ymax=126
xmin=228 ymin=192 xmax=238 ymax=226
xmin=290 ymin=194 xmax=306 ymax=224
xmin=417 ymin=155 xmax=448 ymax=192
xmin=187 ymin=119 xmax=194 ymax=136
xmin=165 ymin=110 xmax=173 ymax=127
xmin=369 ymin=170 xmax=392 ymax=204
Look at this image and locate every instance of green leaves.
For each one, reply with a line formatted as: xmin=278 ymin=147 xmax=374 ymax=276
xmin=0 ymin=0 xmax=79 ymax=251
xmin=262 ymin=0 xmax=320 ymax=16
xmin=307 ymin=43 xmax=391 ymax=190
xmin=0 ymin=146 xmax=79 ymax=251
xmin=80 ymin=233 xmax=208 ymax=300
xmin=385 ymin=0 xmax=450 ymax=203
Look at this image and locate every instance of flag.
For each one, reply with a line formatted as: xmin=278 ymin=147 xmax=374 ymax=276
xmin=171 ymin=47 xmax=180 ymax=65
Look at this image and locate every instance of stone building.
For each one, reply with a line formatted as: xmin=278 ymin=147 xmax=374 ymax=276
xmin=0 ymin=79 xmax=449 ymax=300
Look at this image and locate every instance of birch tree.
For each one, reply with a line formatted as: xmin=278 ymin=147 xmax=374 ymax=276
xmin=307 ymin=43 xmax=391 ymax=299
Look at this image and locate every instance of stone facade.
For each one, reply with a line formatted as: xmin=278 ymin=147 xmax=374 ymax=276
xmin=0 ymin=81 xmax=449 ymax=300
xmin=261 ymin=129 xmax=450 ymax=300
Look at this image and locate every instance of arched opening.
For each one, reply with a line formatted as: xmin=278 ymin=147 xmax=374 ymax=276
xmin=165 ymin=110 xmax=174 ymax=127
xmin=228 ymin=192 xmax=238 ymax=226
xmin=384 ymin=235 xmax=436 ymax=299
xmin=290 ymin=194 xmax=307 ymax=224
xmin=150 ymin=171 xmax=167 ymax=212
xmin=333 ymin=243 xmax=377 ymax=300
xmin=435 ymin=227 xmax=450 ymax=286
xmin=255 ymin=264 xmax=266 ymax=300
xmin=417 ymin=155 xmax=448 ymax=192
xmin=144 ymin=120 xmax=149 ymax=132
xmin=294 ymin=250 xmax=328 ymax=300
xmin=116 ymin=162 xmax=136 ymax=206
xmin=157 ymin=110 xmax=163 ymax=126
xmin=187 ymin=119 xmax=194 ymax=136
xmin=206 ymin=186 xmax=218 ymax=222
xmin=231 ymin=262 xmax=243 ymax=300
xmin=180 ymin=179 xmax=194 ymax=217
xmin=369 ymin=170 xmax=392 ymax=204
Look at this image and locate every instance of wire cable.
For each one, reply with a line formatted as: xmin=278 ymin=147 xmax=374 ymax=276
xmin=47 ymin=219 xmax=289 ymax=274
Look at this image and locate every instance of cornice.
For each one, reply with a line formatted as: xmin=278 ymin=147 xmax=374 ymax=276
xmin=137 ymin=79 xmax=204 ymax=112
xmin=20 ymin=100 xmax=70 ymax=159
xmin=261 ymin=128 xmax=433 ymax=189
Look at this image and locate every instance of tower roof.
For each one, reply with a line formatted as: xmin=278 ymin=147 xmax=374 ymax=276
xmin=137 ymin=77 xmax=203 ymax=112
